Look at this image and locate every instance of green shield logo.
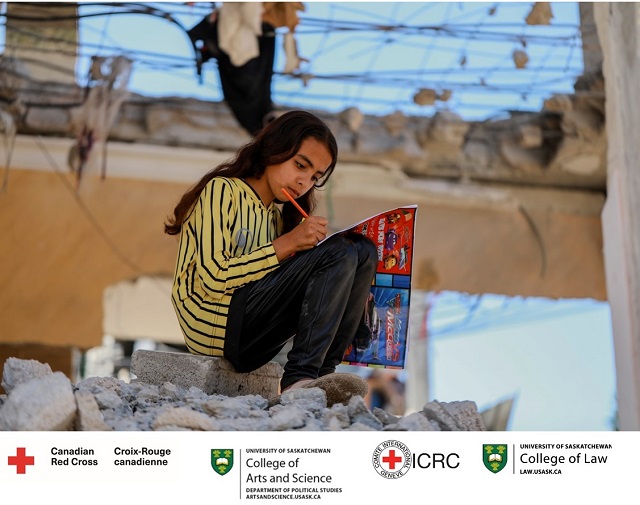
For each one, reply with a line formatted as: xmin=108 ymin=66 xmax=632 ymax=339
xmin=211 ymin=449 xmax=234 ymax=476
xmin=483 ymin=444 xmax=508 ymax=473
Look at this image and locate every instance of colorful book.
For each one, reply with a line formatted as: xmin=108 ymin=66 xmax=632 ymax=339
xmin=328 ymin=205 xmax=418 ymax=369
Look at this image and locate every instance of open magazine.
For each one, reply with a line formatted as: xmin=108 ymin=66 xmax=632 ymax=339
xmin=325 ymin=205 xmax=418 ymax=369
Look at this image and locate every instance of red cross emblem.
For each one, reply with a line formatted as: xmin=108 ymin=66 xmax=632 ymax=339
xmin=373 ymin=440 xmax=411 ymax=479
xmin=8 ymin=447 xmax=35 ymax=474
xmin=382 ymin=449 xmax=403 ymax=470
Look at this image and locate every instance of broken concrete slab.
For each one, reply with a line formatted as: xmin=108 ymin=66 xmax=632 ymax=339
xmin=1 ymin=356 xmax=53 ymax=394
xmin=0 ymin=371 xmax=76 ymax=430
xmin=130 ymin=350 xmax=283 ymax=399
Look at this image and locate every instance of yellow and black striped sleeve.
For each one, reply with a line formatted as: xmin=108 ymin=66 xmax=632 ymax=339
xmin=193 ymin=177 xmax=280 ymax=299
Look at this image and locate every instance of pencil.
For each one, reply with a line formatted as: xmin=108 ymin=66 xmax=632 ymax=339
xmin=281 ymin=188 xmax=309 ymax=218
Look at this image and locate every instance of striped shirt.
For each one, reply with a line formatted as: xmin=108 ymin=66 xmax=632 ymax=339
xmin=171 ymin=177 xmax=282 ymax=356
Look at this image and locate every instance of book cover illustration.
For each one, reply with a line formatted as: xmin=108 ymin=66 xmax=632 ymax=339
xmin=335 ymin=205 xmax=418 ymax=369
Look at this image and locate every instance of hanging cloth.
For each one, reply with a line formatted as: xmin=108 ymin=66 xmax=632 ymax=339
xmin=186 ymin=12 xmax=221 ymax=81
xmin=217 ymin=3 xmax=263 ymax=67
xmin=187 ymin=9 xmax=276 ymax=136
xmin=217 ymin=21 xmax=276 ymax=136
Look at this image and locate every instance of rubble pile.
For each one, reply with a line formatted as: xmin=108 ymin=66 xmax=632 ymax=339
xmin=0 ymin=358 xmax=485 ymax=431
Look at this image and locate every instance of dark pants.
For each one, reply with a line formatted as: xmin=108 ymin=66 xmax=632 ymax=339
xmin=217 ymin=23 xmax=275 ymax=136
xmin=224 ymin=234 xmax=377 ymax=390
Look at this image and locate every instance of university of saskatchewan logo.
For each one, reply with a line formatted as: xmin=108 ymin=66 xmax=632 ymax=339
xmin=483 ymin=444 xmax=508 ymax=473
xmin=211 ymin=449 xmax=234 ymax=476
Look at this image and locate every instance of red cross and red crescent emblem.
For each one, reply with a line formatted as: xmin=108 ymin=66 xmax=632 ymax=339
xmin=372 ymin=440 xmax=411 ymax=478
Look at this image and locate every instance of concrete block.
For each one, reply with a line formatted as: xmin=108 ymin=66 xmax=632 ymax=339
xmin=130 ymin=350 xmax=283 ymax=399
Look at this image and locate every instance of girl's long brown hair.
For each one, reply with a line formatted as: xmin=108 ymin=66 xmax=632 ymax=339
xmin=164 ymin=110 xmax=338 ymax=236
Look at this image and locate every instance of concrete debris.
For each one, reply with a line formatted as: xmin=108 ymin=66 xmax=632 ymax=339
xmin=428 ymin=111 xmax=470 ymax=148
xmin=517 ymin=124 xmax=544 ymax=149
xmin=438 ymin=89 xmax=453 ymax=102
xmin=413 ymin=88 xmax=452 ymax=106
xmin=0 ymin=357 xmax=486 ymax=431
xmin=443 ymin=400 xmax=491 ymax=431
xmin=382 ymin=110 xmax=407 ymax=138
xmin=526 ymin=2 xmax=553 ymax=26
xmin=1 ymin=356 xmax=52 ymax=394
xmin=513 ymin=50 xmax=530 ymax=69
xmin=544 ymin=94 xmax=574 ymax=113
xmin=557 ymin=151 xmax=602 ymax=176
xmin=0 ymin=372 xmax=76 ymax=430
xmin=499 ymin=137 xmax=546 ymax=172
xmin=413 ymin=88 xmax=437 ymax=106
xmin=338 ymin=107 xmax=364 ymax=133
xmin=152 ymin=406 xmax=220 ymax=431
xmin=74 ymin=389 xmax=112 ymax=431
xmin=0 ymin=69 xmax=606 ymax=189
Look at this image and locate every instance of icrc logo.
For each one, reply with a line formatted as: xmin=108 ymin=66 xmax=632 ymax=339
xmin=372 ymin=440 xmax=411 ymax=479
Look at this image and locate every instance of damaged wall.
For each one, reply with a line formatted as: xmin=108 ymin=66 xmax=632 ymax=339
xmin=0 ymin=7 xmax=609 ymax=349
xmin=0 ymin=132 xmax=606 ymax=350
xmin=595 ymin=2 xmax=640 ymax=430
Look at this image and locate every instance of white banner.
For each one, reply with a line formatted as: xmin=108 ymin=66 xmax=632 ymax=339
xmin=0 ymin=431 xmax=634 ymax=502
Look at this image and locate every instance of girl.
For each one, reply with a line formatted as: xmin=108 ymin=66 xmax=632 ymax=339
xmin=165 ymin=110 xmax=376 ymax=405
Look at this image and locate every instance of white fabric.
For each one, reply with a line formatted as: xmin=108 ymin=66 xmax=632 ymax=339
xmin=218 ymin=2 xmax=264 ymax=67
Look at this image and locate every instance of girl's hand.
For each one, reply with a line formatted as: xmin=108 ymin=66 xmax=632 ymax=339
xmin=273 ymin=216 xmax=328 ymax=260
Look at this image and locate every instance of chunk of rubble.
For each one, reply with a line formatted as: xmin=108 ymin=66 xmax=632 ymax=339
xmin=0 ymin=357 xmax=486 ymax=431
xmin=0 ymin=372 xmax=76 ymax=430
